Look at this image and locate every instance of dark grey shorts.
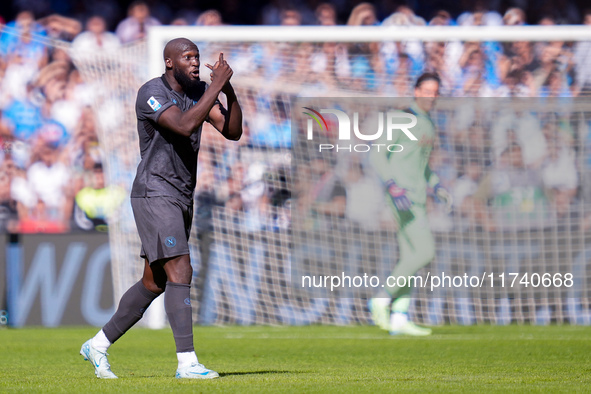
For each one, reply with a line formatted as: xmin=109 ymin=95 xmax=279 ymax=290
xmin=131 ymin=196 xmax=193 ymax=264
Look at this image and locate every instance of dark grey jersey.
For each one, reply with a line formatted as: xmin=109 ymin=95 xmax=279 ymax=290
xmin=131 ymin=76 xmax=216 ymax=205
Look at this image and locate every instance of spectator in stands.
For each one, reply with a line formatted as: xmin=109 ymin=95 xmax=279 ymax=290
xmin=310 ymin=41 xmax=351 ymax=90
xmin=457 ymin=43 xmax=499 ymax=96
xmin=38 ymin=14 xmax=82 ymax=42
xmin=0 ymin=11 xmax=47 ymax=69
xmin=449 ymin=117 xmax=491 ymax=169
xmin=542 ymin=138 xmax=578 ymax=218
xmin=347 ymin=3 xmax=381 ymax=91
xmin=280 ymin=8 xmax=302 ymax=26
xmin=308 ymin=157 xmax=346 ymax=218
xmin=195 ymin=166 xmax=218 ymax=249
xmin=315 ymin=3 xmax=337 ymax=26
xmin=196 ymin=10 xmax=223 ymax=26
xmin=64 ymin=107 xmax=101 ymax=172
xmin=260 ymin=0 xmax=284 ymax=25
xmin=573 ymin=9 xmax=591 ymax=96
xmin=249 ymin=93 xmax=289 ymax=147
xmin=532 ymin=45 xmax=562 ymax=95
xmin=539 ymin=69 xmax=571 ymax=98
xmin=394 ymin=5 xmax=426 ymax=26
xmin=503 ymin=8 xmax=526 ymax=26
xmin=342 ymin=158 xmax=388 ymax=231
xmin=0 ymin=157 xmax=18 ymax=232
xmin=115 ymin=1 xmax=161 ymax=44
xmin=492 ymin=110 xmax=547 ymax=169
xmin=170 ymin=17 xmax=189 ymax=26
xmin=456 ymin=1 xmax=503 ymax=26
xmin=11 ymin=139 xmax=72 ymax=232
xmin=496 ymin=69 xmax=533 ymax=97
xmin=466 ymin=143 xmax=548 ymax=231
xmin=429 ymin=10 xmax=453 ymax=26
xmin=424 ymin=41 xmax=457 ymax=95
xmin=73 ymin=162 xmax=125 ymax=231
xmin=2 ymin=81 xmax=44 ymax=142
xmin=380 ymin=7 xmax=426 ymax=87
xmin=72 ymin=15 xmax=121 ymax=53
xmin=387 ymin=52 xmax=413 ymax=96
xmin=537 ymin=0 xmax=581 ymax=24
xmin=225 ymin=161 xmax=276 ymax=231
xmin=347 ymin=2 xmax=377 ymax=26
xmin=51 ymin=69 xmax=93 ymax=135
xmin=452 ymin=159 xmax=483 ymax=216
xmin=508 ymin=40 xmax=539 ymax=75
xmin=225 ymin=191 xmax=244 ymax=212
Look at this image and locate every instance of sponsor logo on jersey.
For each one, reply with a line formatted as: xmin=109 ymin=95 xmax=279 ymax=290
xmin=148 ymin=96 xmax=162 ymax=111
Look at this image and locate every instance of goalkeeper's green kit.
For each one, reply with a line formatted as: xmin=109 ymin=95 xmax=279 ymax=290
xmin=369 ymin=102 xmax=438 ymax=312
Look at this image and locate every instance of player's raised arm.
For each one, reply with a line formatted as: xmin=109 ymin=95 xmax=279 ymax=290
xmin=156 ymin=40 xmax=233 ymax=137
xmin=206 ymin=52 xmax=243 ymax=141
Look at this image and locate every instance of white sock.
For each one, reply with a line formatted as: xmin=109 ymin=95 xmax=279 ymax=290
xmin=177 ymin=351 xmax=198 ymax=369
xmin=91 ymin=329 xmax=111 ymax=353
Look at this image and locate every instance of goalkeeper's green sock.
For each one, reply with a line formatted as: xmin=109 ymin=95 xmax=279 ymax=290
xmin=391 ymin=296 xmax=411 ymax=314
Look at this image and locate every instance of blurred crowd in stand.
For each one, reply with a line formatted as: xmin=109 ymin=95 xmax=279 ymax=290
xmin=1 ymin=0 xmax=591 ymax=233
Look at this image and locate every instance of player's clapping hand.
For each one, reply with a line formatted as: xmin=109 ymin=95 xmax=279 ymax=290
xmin=206 ymin=52 xmax=233 ymax=93
xmin=386 ymin=179 xmax=412 ymax=211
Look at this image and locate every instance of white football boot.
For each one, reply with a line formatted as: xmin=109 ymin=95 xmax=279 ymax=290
xmin=368 ymin=298 xmax=391 ymax=330
xmin=80 ymin=339 xmax=118 ymax=379
xmin=389 ymin=312 xmax=432 ymax=336
xmin=176 ymin=362 xmax=219 ymax=379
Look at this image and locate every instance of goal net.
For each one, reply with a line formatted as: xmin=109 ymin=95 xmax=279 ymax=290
xmin=66 ymin=25 xmax=591 ymax=326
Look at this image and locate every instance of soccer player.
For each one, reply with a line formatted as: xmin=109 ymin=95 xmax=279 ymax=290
xmin=368 ymin=72 xmax=451 ymax=336
xmin=80 ymin=38 xmax=242 ymax=379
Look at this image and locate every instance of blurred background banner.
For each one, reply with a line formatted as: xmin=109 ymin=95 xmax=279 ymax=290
xmin=5 ymin=233 xmax=114 ymax=326
xmin=2 ymin=5 xmax=591 ymax=326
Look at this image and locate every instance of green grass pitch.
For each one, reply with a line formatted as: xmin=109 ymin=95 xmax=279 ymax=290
xmin=1 ymin=325 xmax=590 ymax=392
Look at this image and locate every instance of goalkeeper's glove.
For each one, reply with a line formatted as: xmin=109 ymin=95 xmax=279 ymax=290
xmin=434 ymin=183 xmax=453 ymax=213
xmin=386 ymin=179 xmax=412 ymax=211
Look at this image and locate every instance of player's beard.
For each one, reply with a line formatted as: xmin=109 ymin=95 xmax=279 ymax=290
xmin=174 ymin=67 xmax=201 ymax=92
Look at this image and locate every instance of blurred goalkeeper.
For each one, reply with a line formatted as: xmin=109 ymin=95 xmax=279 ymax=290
xmin=368 ymin=72 xmax=451 ymax=336
xmin=80 ymin=38 xmax=242 ymax=379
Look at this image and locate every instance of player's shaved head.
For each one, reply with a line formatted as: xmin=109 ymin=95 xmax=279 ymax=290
xmin=163 ymin=37 xmax=201 ymax=92
xmin=163 ymin=38 xmax=198 ymax=61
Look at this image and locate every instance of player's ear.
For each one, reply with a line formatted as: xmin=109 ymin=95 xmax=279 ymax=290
xmin=165 ymin=57 xmax=173 ymax=70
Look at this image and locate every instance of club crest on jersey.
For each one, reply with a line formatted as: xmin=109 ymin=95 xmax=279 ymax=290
xmin=148 ymin=96 xmax=162 ymax=111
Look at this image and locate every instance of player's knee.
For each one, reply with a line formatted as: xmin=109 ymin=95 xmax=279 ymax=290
xmin=142 ymin=278 xmax=165 ymax=294
xmin=164 ymin=255 xmax=193 ymax=284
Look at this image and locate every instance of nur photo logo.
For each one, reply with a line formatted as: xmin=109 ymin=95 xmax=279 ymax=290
xmin=303 ymin=107 xmax=418 ymax=153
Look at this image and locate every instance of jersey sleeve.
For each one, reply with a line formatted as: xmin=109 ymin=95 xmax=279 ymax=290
xmin=136 ymin=82 xmax=174 ymax=124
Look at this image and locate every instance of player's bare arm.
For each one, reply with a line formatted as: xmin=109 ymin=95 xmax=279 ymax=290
xmin=206 ymin=53 xmax=243 ymax=141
